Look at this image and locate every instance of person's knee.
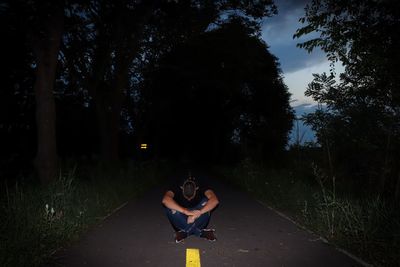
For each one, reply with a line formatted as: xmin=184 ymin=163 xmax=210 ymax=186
xmin=200 ymin=197 xmax=208 ymax=206
xmin=166 ymin=207 xmax=177 ymax=214
xmin=166 ymin=208 xmax=186 ymax=218
xmin=197 ymin=212 xmax=210 ymax=222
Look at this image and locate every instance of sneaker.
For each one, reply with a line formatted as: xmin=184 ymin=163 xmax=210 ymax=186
xmin=200 ymin=229 xmax=217 ymax=241
xmin=175 ymin=230 xmax=187 ymax=243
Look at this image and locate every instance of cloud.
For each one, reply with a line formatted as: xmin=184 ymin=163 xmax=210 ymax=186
xmin=270 ymin=44 xmax=326 ymax=73
xmin=284 ymin=60 xmax=345 ymax=106
xmin=277 ymin=0 xmax=311 ymax=11
xmin=262 ymin=0 xmax=307 ymax=43
xmin=259 ymin=0 xmax=345 ymax=106
xmin=293 ymin=103 xmax=319 ymax=116
xmin=261 ymin=0 xmax=325 ymax=73
xmin=289 ymin=101 xmax=319 ymax=144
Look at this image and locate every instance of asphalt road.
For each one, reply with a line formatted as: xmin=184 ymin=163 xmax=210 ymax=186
xmin=47 ymin=172 xmax=364 ymax=267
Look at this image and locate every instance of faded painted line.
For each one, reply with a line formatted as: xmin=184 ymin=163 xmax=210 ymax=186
xmin=100 ymin=201 xmax=129 ymax=221
xmin=256 ymin=200 xmax=373 ymax=267
xmin=186 ymin=248 xmax=201 ymax=267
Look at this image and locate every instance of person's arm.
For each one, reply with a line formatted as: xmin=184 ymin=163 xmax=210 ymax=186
xmin=187 ymin=189 xmax=219 ymax=223
xmin=199 ymin=189 xmax=219 ymax=214
xmin=162 ymin=190 xmax=193 ymax=215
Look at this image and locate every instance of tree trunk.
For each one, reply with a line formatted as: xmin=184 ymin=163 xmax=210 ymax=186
xmin=32 ymin=3 xmax=64 ymax=184
xmin=395 ymin=171 xmax=400 ymax=201
xmin=94 ymin=49 xmax=131 ymax=162
xmin=88 ymin=1 xmax=158 ymax=162
xmin=379 ymin=130 xmax=391 ymax=194
xmin=95 ymin=82 xmax=122 ymax=162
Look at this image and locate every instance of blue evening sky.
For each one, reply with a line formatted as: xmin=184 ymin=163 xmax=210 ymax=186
xmin=261 ymin=0 xmax=344 ymax=106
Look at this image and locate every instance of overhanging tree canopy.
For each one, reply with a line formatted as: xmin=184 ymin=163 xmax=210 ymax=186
xmin=294 ymin=0 xmax=400 ymax=197
xmin=142 ymin=19 xmax=294 ymax=162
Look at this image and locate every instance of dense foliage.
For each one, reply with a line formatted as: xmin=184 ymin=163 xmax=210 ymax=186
xmin=0 ymin=0 xmax=294 ymax=183
xmin=142 ymin=19 xmax=293 ymax=162
xmin=219 ymin=159 xmax=400 ymax=266
xmin=294 ymin=0 xmax=400 ymax=198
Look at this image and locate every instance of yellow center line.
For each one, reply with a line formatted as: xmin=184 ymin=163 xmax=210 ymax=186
xmin=186 ymin=248 xmax=201 ymax=267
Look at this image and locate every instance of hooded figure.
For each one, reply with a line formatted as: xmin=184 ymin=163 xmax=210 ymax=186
xmin=162 ymin=173 xmax=219 ymax=243
xmin=181 ymin=176 xmax=199 ymax=201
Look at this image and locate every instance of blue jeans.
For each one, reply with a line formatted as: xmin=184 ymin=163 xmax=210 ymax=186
xmin=165 ymin=197 xmax=210 ymax=237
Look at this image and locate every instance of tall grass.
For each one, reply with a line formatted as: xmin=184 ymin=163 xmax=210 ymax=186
xmin=0 ymin=160 xmax=164 ymax=267
xmin=219 ymin=159 xmax=400 ymax=267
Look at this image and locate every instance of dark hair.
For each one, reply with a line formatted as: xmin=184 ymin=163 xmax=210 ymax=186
xmin=182 ymin=177 xmax=197 ymax=199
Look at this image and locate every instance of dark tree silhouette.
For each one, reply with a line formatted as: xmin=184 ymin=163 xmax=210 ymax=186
xmin=1 ymin=0 xmax=279 ymax=182
xmin=29 ymin=1 xmax=64 ymax=184
xmin=295 ymin=0 xmax=400 ymax=198
xmin=0 ymin=2 xmax=36 ymax=179
xmin=142 ymin=19 xmax=294 ymax=163
xmin=61 ymin=0 xmax=277 ymax=162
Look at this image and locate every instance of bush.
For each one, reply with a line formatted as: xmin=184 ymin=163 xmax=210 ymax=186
xmin=0 ymin=160 xmax=163 ymax=267
xmin=218 ymin=159 xmax=400 ymax=267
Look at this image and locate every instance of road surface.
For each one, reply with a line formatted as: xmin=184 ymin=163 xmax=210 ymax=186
xmin=47 ymin=171 xmax=364 ymax=267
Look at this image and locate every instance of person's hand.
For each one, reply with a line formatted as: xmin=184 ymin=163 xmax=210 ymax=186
xmin=187 ymin=215 xmax=195 ymax=224
xmin=191 ymin=210 xmax=202 ymax=217
xmin=187 ymin=210 xmax=201 ymax=224
xmin=182 ymin=208 xmax=195 ymax=216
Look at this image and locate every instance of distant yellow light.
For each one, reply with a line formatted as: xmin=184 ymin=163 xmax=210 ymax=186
xmin=140 ymin=143 xmax=148 ymax=150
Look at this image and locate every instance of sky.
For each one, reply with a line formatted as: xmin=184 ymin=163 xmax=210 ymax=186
xmin=261 ymin=0 xmax=344 ymax=107
xmin=260 ymin=0 xmax=336 ymax=144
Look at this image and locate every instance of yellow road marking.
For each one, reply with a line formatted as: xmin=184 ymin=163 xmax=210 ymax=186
xmin=186 ymin=248 xmax=201 ymax=267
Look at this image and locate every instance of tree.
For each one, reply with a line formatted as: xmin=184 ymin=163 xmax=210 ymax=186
xmin=1 ymin=0 xmax=279 ymax=181
xmin=28 ymin=1 xmax=65 ymax=184
xmin=61 ymin=0 xmax=277 ymax=162
xmin=0 ymin=2 xmax=36 ymax=179
xmin=295 ymin=0 xmax=400 ymax=197
xmin=142 ymin=19 xmax=293 ymax=162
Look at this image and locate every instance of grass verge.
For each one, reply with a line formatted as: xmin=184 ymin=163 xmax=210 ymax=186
xmin=0 ymin=160 xmax=166 ymax=267
xmin=218 ymin=159 xmax=400 ymax=267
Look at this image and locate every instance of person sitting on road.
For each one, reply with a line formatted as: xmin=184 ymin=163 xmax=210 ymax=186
xmin=162 ymin=174 xmax=219 ymax=243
